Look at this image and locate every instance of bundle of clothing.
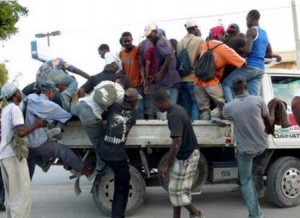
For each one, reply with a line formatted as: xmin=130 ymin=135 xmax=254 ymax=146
xmin=267 ymin=98 xmax=291 ymax=135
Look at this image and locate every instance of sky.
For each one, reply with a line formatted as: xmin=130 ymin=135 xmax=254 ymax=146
xmin=0 ymin=0 xmax=299 ymax=89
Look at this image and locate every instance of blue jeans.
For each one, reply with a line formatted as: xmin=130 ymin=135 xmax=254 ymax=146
xmin=236 ymin=153 xmax=263 ymax=218
xmin=27 ymin=141 xmax=85 ymax=179
xmin=101 ymin=158 xmax=130 ymax=218
xmin=181 ymin=82 xmax=200 ymax=120
xmin=222 ymin=66 xmax=264 ymax=102
xmin=71 ymin=101 xmax=106 ymax=171
xmin=156 ymin=86 xmax=179 ymax=120
xmin=37 ymin=69 xmax=78 ymax=98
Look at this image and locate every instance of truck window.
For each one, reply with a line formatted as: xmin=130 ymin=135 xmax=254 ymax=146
xmin=271 ymin=76 xmax=300 ymax=106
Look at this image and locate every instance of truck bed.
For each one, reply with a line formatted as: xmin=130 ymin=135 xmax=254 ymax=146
xmin=61 ymin=120 xmax=234 ymax=148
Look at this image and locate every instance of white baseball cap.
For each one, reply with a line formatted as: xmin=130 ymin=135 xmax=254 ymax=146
xmin=185 ymin=20 xmax=198 ymax=29
xmin=0 ymin=83 xmax=18 ymax=100
xmin=143 ymin=23 xmax=157 ymax=37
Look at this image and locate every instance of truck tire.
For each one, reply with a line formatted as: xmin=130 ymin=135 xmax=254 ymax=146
xmin=266 ymin=156 xmax=300 ymax=207
xmin=158 ymin=151 xmax=208 ymax=192
xmin=92 ymin=165 xmax=146 ymax=216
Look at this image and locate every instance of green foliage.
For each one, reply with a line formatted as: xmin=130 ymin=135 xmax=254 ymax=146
xmin=0 ymin=63 xmax=8 ymax=87
xmin=0 ymin=0 xmax=28 ymax=40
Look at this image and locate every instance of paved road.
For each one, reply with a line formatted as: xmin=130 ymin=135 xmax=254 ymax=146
xmin=24 ymin=166 xmax=300 ymax=218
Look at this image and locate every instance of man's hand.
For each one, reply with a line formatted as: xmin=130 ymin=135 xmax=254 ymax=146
xmin=159 ymin=164 xmax=169 ymax=178
xmin=35 ymin=118 xmax=47 ymax=128
xmin=155 ymin=71 xmax=164 ymax=83
xmin=273 ymin=54 xmax=282 ymax=62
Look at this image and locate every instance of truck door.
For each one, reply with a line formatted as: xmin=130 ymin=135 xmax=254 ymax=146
xmin=270 ymin=75 xmax=300 ymax=147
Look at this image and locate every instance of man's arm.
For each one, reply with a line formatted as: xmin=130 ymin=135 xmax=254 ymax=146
xmin=77 ymin=87 xmax=86 ymax=98
xmin=222 ymin=104 xmax=232 ymax=119
xmin=70 ymin=67 xmax=90 ymax=79
xmin=156 ymin=55 xmax=171 ymax=82
xmin=160 ymin=137 xmax=181 ymax=177
xmin=238 ymin=27 xmax=256 ymax=55
xmin=78 ymin=76 xmax=95 ymax=98
xmin=15 ymin=118 xmax=47 ymax=137
xmin=265 ymin=43 xmax=282 ymax=62
xmin=34 ymin=101 xmax=72 ymax=124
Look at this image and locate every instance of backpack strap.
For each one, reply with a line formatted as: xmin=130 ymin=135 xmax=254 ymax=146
xmin=208 ymin=40 xmax=224 ymax=50
xmin=183 ymin=36 xmax=194 ymax=49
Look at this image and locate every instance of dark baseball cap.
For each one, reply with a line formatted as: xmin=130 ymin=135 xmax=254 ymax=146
xmin=41 ymin=80 xmax=57 ymax=91
xmin=232 ymin=77 xmax=247 ymax=90
xmin=227 ymin=23 xmax=240 ymax=32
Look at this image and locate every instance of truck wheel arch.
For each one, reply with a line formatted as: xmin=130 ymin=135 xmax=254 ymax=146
xmin=92 ymin=165 xmax=146 ymax=216
xmin=158 ymin=151 xmax=209 ymax=192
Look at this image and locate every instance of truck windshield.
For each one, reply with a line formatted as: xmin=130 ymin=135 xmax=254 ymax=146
xmin=271 ymin=76 xmax=300 ymax=106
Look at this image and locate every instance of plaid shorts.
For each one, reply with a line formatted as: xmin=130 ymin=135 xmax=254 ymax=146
xmin=168 ymin=149 xmax=200 ymax=206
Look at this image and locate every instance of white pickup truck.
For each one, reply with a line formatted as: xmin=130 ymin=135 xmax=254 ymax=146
xmin=59 ymin=68 xmax=300 ymax=216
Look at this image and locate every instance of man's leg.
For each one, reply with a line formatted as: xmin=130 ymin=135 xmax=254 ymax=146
xmin=27 ymin=149 xmax=38 ymax=180
xmin=236 ymin=153 xmax=263 ymax=218
xmin=102 ymin=158 xmax=130 ymax=218
xmin=247 ymin=69 xmax=264 ymax=96
xmin=173 ymin=206 xmax=181 ymax=218
xmin=252 ymin=150 xmax=274 ymax=197
xmin=181 ymin=82 xmax=200 ymax=120
xmin=1 ymin=157 xmax=31 ymax=218
xmin=32 ymin=141 xmax=85 ymax=173
xmin=134 ymin=86 xmax=144 ymax=119
xmin=194 ymin=86 xmax=211 ymax=120
xmin=0 ymin=167 xmax=5 ymax=211
xmin=169 ymin=86 xmax=179 ymax=104
xmin=71 ymin=102 xmax=105 ymax=171
xmin=181 ymin=82 xmax=193 ymax=118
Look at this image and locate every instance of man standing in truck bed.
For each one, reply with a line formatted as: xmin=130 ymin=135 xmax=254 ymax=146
xmin=153 ymin=89 xmax=204 ymax=218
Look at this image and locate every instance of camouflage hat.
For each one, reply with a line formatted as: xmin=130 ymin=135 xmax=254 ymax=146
xmin=0 ymin=83 xmax=18 ymax=100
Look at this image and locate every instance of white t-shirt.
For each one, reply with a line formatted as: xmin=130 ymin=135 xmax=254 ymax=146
xmin=79 ymin=81 xmax=124 ymax=119
xmin=104 ymin=52 xmax=122 ymax=73
xmin=0 ymin=103 xmax=25 ymax=160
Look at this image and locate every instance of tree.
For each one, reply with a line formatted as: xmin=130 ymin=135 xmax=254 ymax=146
xmin=0 ymin=63 xmax=8 ymax=87
xmin=0 ymin=0 xmax=28 ymax=40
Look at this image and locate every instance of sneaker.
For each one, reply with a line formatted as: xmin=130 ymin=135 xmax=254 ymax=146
xmin=46 ymin=127 xmax=61 ymax=139
xmin=60 ymin=92 xmax=72 ymax=111
xmin=41 ymin=158 xmax=56 ymax=172
xmin=190 ymin=211 xmax=205 ymax=218
xmin=211 ymin=116 xmax=227 ymax=127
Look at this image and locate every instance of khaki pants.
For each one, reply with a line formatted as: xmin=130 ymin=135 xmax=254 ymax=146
xmin=0 ymin=156 xmax=31 ymax=218
xmin=194 ymin=83 xmax=225 ymax=120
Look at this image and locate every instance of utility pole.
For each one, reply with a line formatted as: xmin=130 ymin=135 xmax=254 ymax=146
xmin=292 ymin=0 xmax=300 ymax=69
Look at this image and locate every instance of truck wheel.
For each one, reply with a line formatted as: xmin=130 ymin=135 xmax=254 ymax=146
xmin=158 ymin=151 xmax=208 ymax=192
xmin=92 ymin=165 xmax=146 ymax=216
xmin=266 ymin=156 xmax=300 ymax=207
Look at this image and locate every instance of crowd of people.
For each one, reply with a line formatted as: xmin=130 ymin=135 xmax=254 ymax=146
xmin=0 ymin=8 xmax=284 ymax=218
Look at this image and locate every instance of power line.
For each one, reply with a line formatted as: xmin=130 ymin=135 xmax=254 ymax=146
xmin=15 ymin=3 xmax=300 ymax=36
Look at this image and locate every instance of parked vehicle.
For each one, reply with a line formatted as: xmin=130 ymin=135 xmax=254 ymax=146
xmin=58 ymin=68 xmax=300 ymax=216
